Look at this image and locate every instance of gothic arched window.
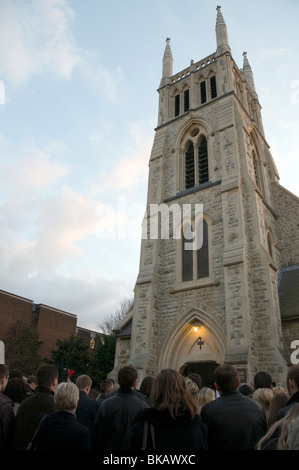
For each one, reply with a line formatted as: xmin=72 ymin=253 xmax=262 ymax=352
xmin=185 ymin=136 xmax=209 ymax=189
xmin=182 ymin=220 xmax=209 ymax=282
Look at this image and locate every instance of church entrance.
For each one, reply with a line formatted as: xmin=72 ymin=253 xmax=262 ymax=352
xmin=181 ymin=361 xmax=219 ymax=388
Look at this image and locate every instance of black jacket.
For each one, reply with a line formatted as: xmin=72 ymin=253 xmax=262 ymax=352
xmin=13 ymin=386 xmax=55 ymax=450
xmin=34 ymin=410 xmax=90 ymax=450
xmin=277 ymin=391 xmax=299 ymax=420
xmin=201 ymin=390 xmax=268 ymax=450
xmin=130 ymin=407 xmax=208 ymax=451
xmin=75 ymin=390 xmax=98 ymax=443
xmin=93 ymin=387 xmax=148 ymax=451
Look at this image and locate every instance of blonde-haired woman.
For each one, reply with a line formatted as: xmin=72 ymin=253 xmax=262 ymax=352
xmin=29 ymin=381 xmax=90 ymax=450
xmin=198 ymin=387 xmax=216 ymax=414
xmin=252 ymin=387 xmax=274 ymax=425
xmin=130 ymin=369 xmax=208 ymax=451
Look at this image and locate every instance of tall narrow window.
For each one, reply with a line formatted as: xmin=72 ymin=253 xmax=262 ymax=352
xmin=200 ymin=81 xmax=207 ymax=104
xmin=267 ymin=232 xmax=273 ymax=258
xmin=175 ymin=93 xmax=180 ymax=117
xmin=185 ymin=143 xmax=195 ymax=189
xmin=198 ymin=138 xmax=209 ymax=184
xmin=182 ymin=224 xmax=193 ymax=282
xmin=210 ymin=75 xmax=217 ymax=99
xmin=184 ymin=89 xmax=190 ymax=112
xmin=252 ymin=151 xmax=261 ymax=190
xmin=197 ymin=220 xmax=209 ymax=278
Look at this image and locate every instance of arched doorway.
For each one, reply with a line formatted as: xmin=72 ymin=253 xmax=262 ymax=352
xmin=181 ymin=361 xmax=219 ymax=388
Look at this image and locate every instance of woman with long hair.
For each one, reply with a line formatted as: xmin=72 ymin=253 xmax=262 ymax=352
xmin=130 ymin=369 xmax=208 ymax=451
xmin=256 ymin=403 xmax=299 ymax=450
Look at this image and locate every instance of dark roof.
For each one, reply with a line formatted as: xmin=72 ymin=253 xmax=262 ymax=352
xmin=117 ymin=319 xmax=132 ymax=337
xmin=279 ymin=264 xmax=299 ymax=320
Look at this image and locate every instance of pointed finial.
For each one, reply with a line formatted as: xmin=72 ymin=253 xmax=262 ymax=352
xmin=215 ymin=6 xmax=230 ymax=55
xmin=242 ymin=51 xmax=256 ymax=92
xmin=161 ymin=37 xmax=173 ymax=86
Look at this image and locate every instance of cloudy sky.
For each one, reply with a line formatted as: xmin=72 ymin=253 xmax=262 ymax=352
xmin=0 ymin=0 xmax=298 ymax=332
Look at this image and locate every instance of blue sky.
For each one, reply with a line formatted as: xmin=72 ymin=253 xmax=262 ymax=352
xmin=0 ymin=0 xmax=298 ymax=332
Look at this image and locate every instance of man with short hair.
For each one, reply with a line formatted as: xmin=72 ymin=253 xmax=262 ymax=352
xmin=93 ymin=365 xmax=148 ymax=450
xmin=26 ymin=375 xmax=37 ymax=396
xmin=277 ymin=365 xmax=299 ymax=420
xmin=96 ymin=378 xmax=115 ymax=406
xmin=201 ymin=364 xmax=267 ymax=450
xmin=13 ymin=363 xmax=58 ymax=450
xmin=75 ymin=374 xmax=98 ymax=444
xmin=0 ymin=364 xmax=15 ymax=449
xmin=253 ymin=371 xmax=273 ymax=390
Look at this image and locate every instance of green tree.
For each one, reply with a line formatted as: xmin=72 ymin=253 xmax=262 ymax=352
xmin=50 ymin=333 xmax=92 ymax=383
xmin=92 ymin=334 xmax=117 ymax=386
xmin=3 ymin=319 xmax=43 ymax=376
xmin=92 ymin=297 xmax=133 ymax=386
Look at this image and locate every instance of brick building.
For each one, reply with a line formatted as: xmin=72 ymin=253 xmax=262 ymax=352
xmin=0 ymin=289 xmax=98 ymax=363
xmin=110 ymin=7 xmax=299 ymax=387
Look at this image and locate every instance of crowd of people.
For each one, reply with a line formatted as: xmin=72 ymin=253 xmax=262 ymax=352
xmin=1 ymin=361 xmax=299 ymax=451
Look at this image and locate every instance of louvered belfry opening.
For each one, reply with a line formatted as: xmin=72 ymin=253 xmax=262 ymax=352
xmin=210 ymin=75 xmax=217 ymax=99
xmin=185 ymin=143 xmax=195 ymax=189
xmin=200 ymin=81 xmax=207 ymax=104
xmin=198 ymin=137 xmax=209 ymax=184
xmin=175 ymin=93 xmax=180 ymax=117
xmin=184 ymin=89 xmax=190 ymax=112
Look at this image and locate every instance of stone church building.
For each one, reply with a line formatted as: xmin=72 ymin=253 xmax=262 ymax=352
xmin=111 ymin=7 xmax=299 ymax=387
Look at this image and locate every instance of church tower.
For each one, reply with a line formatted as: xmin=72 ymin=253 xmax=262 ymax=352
xmin=112 ymin=7 xmax=299 ymax=386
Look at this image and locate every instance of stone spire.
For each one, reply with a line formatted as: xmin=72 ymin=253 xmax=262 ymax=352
xmin=215 ymin=6 xmax=230 ymax=56
xmin=160 ymin=37 xmax=173 ymax=86
xmin=242 ymin=51 xmax=256 ymax=93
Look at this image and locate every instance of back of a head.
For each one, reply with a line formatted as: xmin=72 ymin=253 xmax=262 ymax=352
xmin=37 ymin=364 xmax=58 ymax=388
xmin=4 ymin=377 xmax=27 ymax=403
xmin=117 ymin=365 xmax=138 ymax=389
xmin=54 ymin=381 xmax=79 ymax=411
xmin=9 ymin=368 xmax=23 ymax=379
xmin=151 ymin=368 xmax=197 ymax=419
xmin=268 ymin=391 xmax=289 ymax=427
xmin=238 ymin=383 xmax=254 ymax=397
xmin=254 ymin=371 xmax=272 ymax=389
xmin=185 ymin=377 xmax=200 ymax=399
xmin=0 ymin=364 xmax=9 ymax=379
xmin=286 ymin=365 xmax=299 ymax=395
xmin=76 ymin=374 xmax=92 ymax=391
xmin=100 ymin=378 xmax=114 ymax=394
xmin=252 ymin=388 xmax=274 ymax=412
xmin=214 ymin=365 xmax=239 ymax=393
xmin=187 ymin=373 xmax=202 ymax=391
xmin=139 ymin=376 xmax=154 ymax=397
xmin=27 ymin=375 xmax=37 ymax=385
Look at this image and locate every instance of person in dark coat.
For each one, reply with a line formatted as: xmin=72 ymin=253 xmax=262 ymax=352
xmin=75 ymin=374 xmax=98 ymax=445
xmin=93 ymin=365 xmax=148 ymax=450
xmin=33 ymin=381 xmax=90 ymax=450
xmin=13 ymin=363 xmax=58 ymax=450
xmin=201 ymin=364 xmax=267 ymax=450
xmin=0 ymin=364 xmax=15 ymax=450
xmin=130 ymin=368 xmax=208 ymax=451
xmin=277 ymin=365 xmax=299 ymax=420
